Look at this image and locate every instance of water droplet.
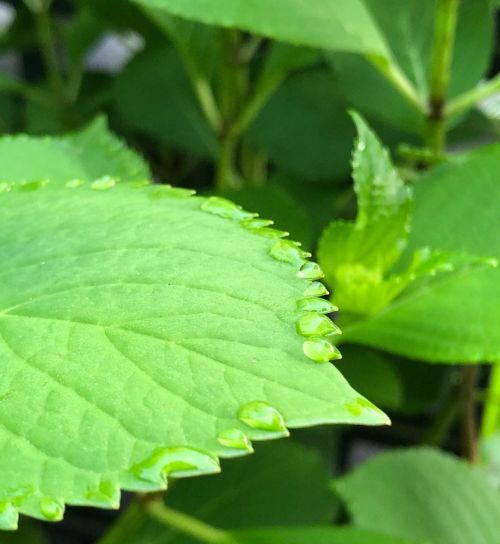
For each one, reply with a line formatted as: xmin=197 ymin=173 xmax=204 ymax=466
xmin=297 ymin=297 xmax=338 ymax=314
xmin=40 ymin=497 xmax=64 ymax=521
xmin=238 ymin=401 xmax=289 ymax=435
xmin=345 ymin=401 xmax=363 ymax=416
xmin=242 ymin=218 xmax=274 ymax=230
xmin=296 ymin=313 xmax=341 ymax=337
xmin=0 ymin=501 xmax=18 ymax=530
xmin=303 ymin=281 xmax=329 ymax=298
xmin=85 ymin=480 xmax=120 ymax=508
xmin=298 ymin=262 xmax=324 ymax=280
xmin=149 ymin=185 xmax=195 ymax=199
xmin=201 ymin=196 xmax=256 ymax=221
xmin=302 ymin=337 xmax=342 ymax=363
xmin=0 ymin=181 xmax=11 ymax=193
xmin=217 ymin=428 xmax=253 ymax=454
xmin=251 ymin=227 xmax=289 ymax=239
xmin=269 ymin=240 xmax=310 ymax=264
xmin=130 ymin=179 xmax=151 ymax=188
xmin=66 ymin=179 xmax=85 ymax=188
xmin=17 ymin=179 xmax=49 ymax=191
xmin=132 ymin=446 xmax=220 ymax=484
xmin=91 ymin=176 xmax=117 ymax=191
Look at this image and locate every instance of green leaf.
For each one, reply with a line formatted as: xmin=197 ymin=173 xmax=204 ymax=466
xmin=0 ymin=117 xmax=150 ymax=185
xmin=247 ymin=69 xmax=354 ymax=181
xmin=132 ymin=0 xmax=390 ymax=58
xmin=229 ymin=527 xmax=421 ymax=544
xmin=112 ymin=45 xmax=218 ymax=158
xmin=0 ymin=180 xmax=387 ymax=529
xmin=343 ymin=144 xmax=500 ymax=362
xmin=112 ymin=440 xmax=337 ymax=544
xmin=336 ymin=448 xmax=500 ymax=544
xmin=329 ymin=0 xmax=494 ymax=132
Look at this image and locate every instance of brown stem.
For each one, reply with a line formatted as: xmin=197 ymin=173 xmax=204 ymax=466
xmin=459 ymin=366 xmax=479 ymax=463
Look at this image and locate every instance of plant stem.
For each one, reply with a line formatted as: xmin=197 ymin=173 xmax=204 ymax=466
xmin=34 ymin=2 xmax=65 ymax=108
xmin=145 ymin=499 xmax=231 ymax=543
xmin=480 ymin=363 xmax=500 ymax=438
xmin=216 ymin=130 xmax=239 ymax=190
xmin=446 ymin=73 xmax=500 ymax=117
xmin=459 ymin=366 xmax=479 ymax=463
xmin=96 ymin=503 xmax=145 ymax=544
xmin=426 ymin=0 xmax=460 ymax=154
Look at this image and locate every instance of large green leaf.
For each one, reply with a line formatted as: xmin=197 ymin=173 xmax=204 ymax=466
xmin=132 ymin=0 xmax=390 ymax=58
xmin=330 ymin=0 xmax=494 ymax=133
xmin=229 ymin=527 xmax=421 ymax=544
xmin=0 ymin=179 xmax=387 ymax=529
xmin=112 ymin=440 xmax=336 ymax=544
xmin=336 ymin=448 xmax=500 ymax=544
xmin=0 ymin=117 xmax=150 ymax=185
xmin=344 ymin=144 xmax=500 ymax=362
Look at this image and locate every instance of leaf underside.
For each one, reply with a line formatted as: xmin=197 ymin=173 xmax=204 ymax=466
xmin=0 ymin=180 xmax=387 ymax=529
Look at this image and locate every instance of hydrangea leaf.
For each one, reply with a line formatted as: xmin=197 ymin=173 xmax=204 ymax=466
xmin=0 ymin=117 xmax=150 ymax=185
xmin=336 ymin=448 xmax=500 ymax=544
xmin=0 ymin=181 xmax=388 ymax=529
xmin=132 ymin=0 xmax=390 ymax=59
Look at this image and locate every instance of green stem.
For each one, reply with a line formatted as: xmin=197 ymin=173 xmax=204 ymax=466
xmin=34 ymin=2 xmax=65 ymax=107
xmin=216 ymin=131 xmax=239 ymax=190
xmin=145 ymin=499 xmax=231 ymax=543
xmin=481 ymin=363 xmax=500 ymax=438
xmin=459 ymin=366 xmax=479 ymax=463
xmin=368 ymin=55 xmax=426 ymax=114
xmin=426 ymin=0 xmax=460 ymax=154
xmin=96 ymin=503 xmax=145 ymax=544
xmin=446 ymin=73 xmax=500 ymax=117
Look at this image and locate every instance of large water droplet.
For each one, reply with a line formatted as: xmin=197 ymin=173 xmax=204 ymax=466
xmin=85 ymin=480 xmax=120 ymax=508
xmin=269 ymin=240 xmax=310 ymax=264
xmin=296 ymin=313 xmax=341 ymax=337
xmin=302 ymin=337 xmax=341 ymax=363
xmin=39 ymin=497 xmax=64 ymax=521
xmin=201 ymin=196 xmax=256 ymax=221
xmin=297 ymin=297 xmax=338 ymax=314
xmin=132 ymin=446 xmax=220 ymax=485
xmin=298 ymin=262 xmax=324 ymax=280
xmin=217 ymin=428 xmax=253 ymax=455
xmin=66 ymin=179 xmax=85 ymax=188
xmin=0 ymin=501 xmax=18 ymax=530
xmin=303 ymin=281 xmax=329 ymax=298
xmin=91 ymin=176 xmax=117 ymax=191
xmin=238 ymin=401 xmax=289 ymax=435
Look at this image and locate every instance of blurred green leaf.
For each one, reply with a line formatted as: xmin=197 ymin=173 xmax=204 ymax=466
xmin=336 ymin=448 xmax=500 ymax=544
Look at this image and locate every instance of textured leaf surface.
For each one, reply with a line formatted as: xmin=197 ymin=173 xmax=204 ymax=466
xmin=229 ymin=527 xmax=421 ymax=544
xmin=0 ymin=181 xmax=387 ymax=528
xmin=0 ymin=117 xmax=150 ymax=185
xmin=132 ymin=0 xmax=389 ymax=58
xmin=344 ymin=144 xmax=500 ymax=362
xmin=336 ymin=448 xmax=500 ymax=544
xmin=116 ymin=440 xmax=336 ymax=544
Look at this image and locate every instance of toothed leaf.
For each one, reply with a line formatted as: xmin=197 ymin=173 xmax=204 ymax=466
xmin=0 ymin=117 xmax=150 ymax=186
xmin=0 ymin=181 xmax=387 ymax=528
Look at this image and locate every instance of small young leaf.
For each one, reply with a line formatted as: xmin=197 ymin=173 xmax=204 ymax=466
xmin=336 ymin=448 xmax=500 ymax=544
xmin=0 ymin=181 xmax=387 ymax=528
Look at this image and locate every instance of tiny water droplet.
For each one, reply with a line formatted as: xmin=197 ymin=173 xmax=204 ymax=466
xmin=296 ymin=313 xmax=341 ymax=337
xmin=298 ymin=262 xmax=324 ymax=280
xmin=85 ymin=480 xmax=120 ymax=508
xmin=0 ymin=181 xmax=11 ymax=193
xmin=238 ymin=401 xmax=288 ymax=435
xmin=0 ymin=501 xmax=18 ymax=530
xmin=91 ymin=176 xmax=117 ymax=191
xmin=248 ymin=227 xmax=289 ymax=239
xmin=297 ymin=297 xmax=338 ymax=314
xmin=17 ymin=179 xmax=49 ymax=191
xmin=201 ymin=196 xmax=256 ymax=221
xmin=149 ymin=185 xmax=195 ymax=199
xmin=40 ymin=497 xmax=64 ymax=521
xmin=242 ymin=218 xmax=274 ymax=230
xmin=65 ymin=179 xmax=85 ymax=188
xmin=217 ymin=428 xmax=253 ymax=454
xmin=302 ymin=337 xmax=341 ymax=363
xmin=303 ymin=281 xmax=329 ymax=298
xmin=132 ymin=446 xmax=220 ymax=484
xmin=269 ymin=240 xmax=309 ymax=264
